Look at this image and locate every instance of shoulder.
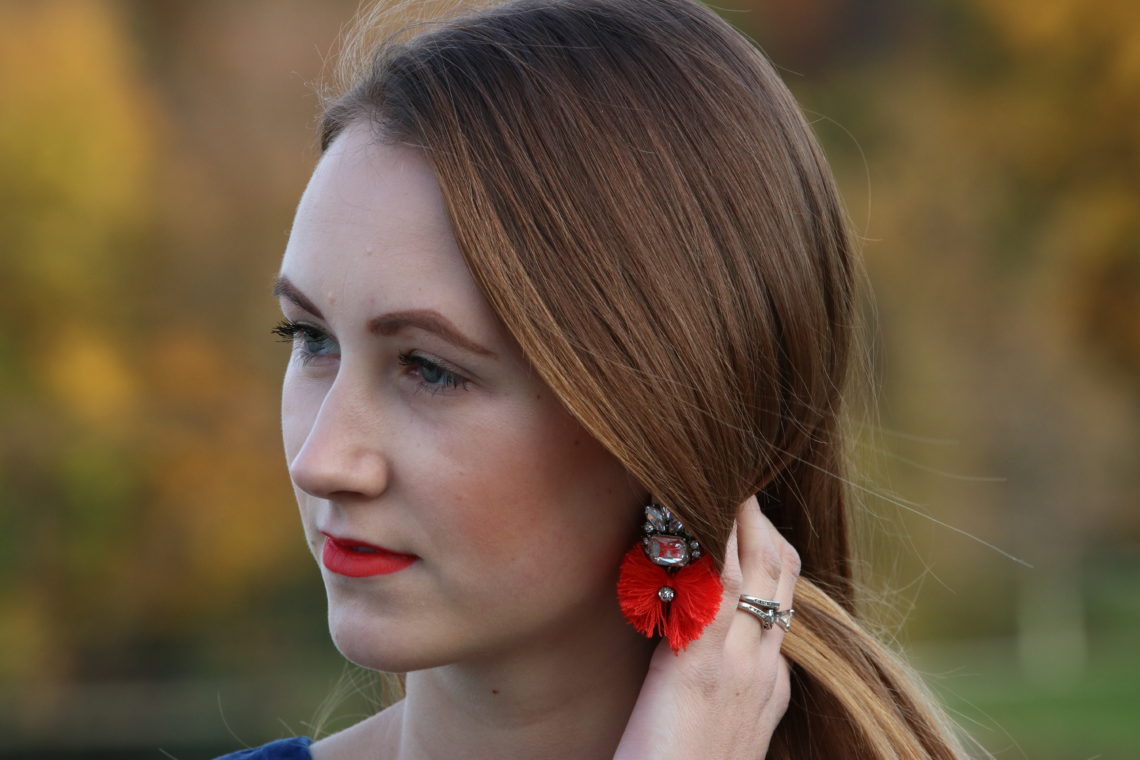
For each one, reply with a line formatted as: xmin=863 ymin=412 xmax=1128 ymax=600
xmin=213 ymin=737 xmax=313 ymax=760
xmin=309 ymin=701 xmax=402 ymax=760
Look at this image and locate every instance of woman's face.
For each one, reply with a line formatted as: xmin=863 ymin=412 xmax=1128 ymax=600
xmin=277 ymin=125 xmax=644 ymax=672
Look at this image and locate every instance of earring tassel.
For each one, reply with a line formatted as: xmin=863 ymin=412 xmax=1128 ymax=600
xmin=662 ymin=553 xmax=721 ymax=651
xmin=617 ymin=545 xmax=670 ymax=638
xmin=617 ymin=545 xmax=723 ymax=653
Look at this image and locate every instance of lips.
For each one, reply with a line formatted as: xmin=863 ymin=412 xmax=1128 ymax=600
xmin=321 ymin=532 xmax=417 ymax=577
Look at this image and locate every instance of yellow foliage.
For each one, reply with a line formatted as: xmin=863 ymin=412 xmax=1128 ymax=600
xmin=37 ymin=325 xmax=136 ymax=429
xmin=975 ymin=0 xmax=1140 ymax=94
xmin=0 ymin=0 xmax=157 ymax=301
xmin=978 ymin=0 xmax=1139 ymax=48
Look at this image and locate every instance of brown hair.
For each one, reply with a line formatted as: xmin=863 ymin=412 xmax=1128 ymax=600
xmin=319 ymin=1 xmax=973 ymax=757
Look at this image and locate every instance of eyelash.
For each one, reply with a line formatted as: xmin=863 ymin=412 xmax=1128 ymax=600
xmin=397 ymin=353 xmax=471 ymax=394
xmin=272 ymin=319 xmax=335 ymax=366
xmin=271 ymin=319 xmax=471 ymax=394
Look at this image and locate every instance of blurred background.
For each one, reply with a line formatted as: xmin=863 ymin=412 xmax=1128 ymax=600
xmin=1 ymin=0 xmax=1136 ymax=757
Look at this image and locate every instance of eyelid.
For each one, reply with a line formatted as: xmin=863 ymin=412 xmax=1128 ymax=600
xmin=272 ymin=318 xmax=339 ymax=366
xmin=397 ymin=338 xmax=487 ymax=383
xmin=273 ymin=318 xmax=330 ymax=341
xmin=398 ymin=351 xmax=472 ymax=394
xmin=273 ymin=319 xmax=475 ymax=389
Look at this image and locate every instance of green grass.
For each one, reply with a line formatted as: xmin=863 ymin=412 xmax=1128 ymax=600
xmin=913 ymin=631 xmax=1140 ymax=759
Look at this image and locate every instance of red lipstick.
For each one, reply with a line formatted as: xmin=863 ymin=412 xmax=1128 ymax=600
xmin=321 ymin=532 xmax=417 ymax=577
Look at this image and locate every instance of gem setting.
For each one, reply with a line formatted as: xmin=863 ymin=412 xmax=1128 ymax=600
xmin=640 ymin=503 xmax=701 ymax=567
xmin=647 ymin=535 xmax=690 ymax=566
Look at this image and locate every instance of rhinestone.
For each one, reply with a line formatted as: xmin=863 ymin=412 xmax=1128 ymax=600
xmin=658 ymin=586 xmax=676 ymax=602
xmin=646 ymin=535 xmax=691 ymax=567
xmin=645 ymin=505 xmax=668 ymax=532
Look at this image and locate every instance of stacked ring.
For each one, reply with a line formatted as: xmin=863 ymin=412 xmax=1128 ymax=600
xmin=737 ymin=595 xmax=794 ymax=632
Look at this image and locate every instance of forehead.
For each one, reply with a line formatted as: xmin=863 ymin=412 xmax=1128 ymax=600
xmin=279 ymin=126 xmax=488 ymax=324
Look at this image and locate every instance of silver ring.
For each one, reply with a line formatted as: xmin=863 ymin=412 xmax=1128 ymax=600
xmin=739 ymin=595 xmax=780 ymax=611
xmin=737 ymin=601 xmax=794 ymax=632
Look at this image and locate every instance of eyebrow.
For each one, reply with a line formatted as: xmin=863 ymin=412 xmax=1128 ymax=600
xmin=273 ymin=274 xmax=496 ymax=358
xmin=273 ymin=275 xmax=324 ymax=320
xmin=369 ymin=311 xmax=496 ymax=358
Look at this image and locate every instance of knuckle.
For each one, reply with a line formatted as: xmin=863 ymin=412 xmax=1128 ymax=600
xmin=769 ymin=679 xmax=791 ymax=722
xmin=720 ymin=562 xmax=743 ymax=596
xmin=762 ymin=549 xmax=782 ymax=581
xmin=779 ymin=540 xmax=802 ymax=578
xmin=774 ymin=658 xmax=793 ymax=712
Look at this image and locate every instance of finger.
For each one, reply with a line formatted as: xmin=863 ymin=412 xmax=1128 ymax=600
xmin=725 ymin=496 xmax=781 ymax=650
xmin=749 ymin=524 xmax=800 ymax=656
xmin=755 ymin=654 xmax=793 ymax=747
xmin=736 ymin=494 xmax=780 ymax=589
xmin=695 ymin=519 xmax=743 ymax=648
xmin=721 ymin=518 xmax=743 ymax=600
xmin=731 ymin=497 xmax=802 ymax=649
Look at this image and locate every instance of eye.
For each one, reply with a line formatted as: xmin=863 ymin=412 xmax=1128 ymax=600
xmin=272 ymin=319 xmax=339 ymax=364
xmin=398 ymin=353 xmax=470 ymax=394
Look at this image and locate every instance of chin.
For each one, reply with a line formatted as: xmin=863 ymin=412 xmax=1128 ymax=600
xmin=327 ymin=604 xmax=447 ymax=673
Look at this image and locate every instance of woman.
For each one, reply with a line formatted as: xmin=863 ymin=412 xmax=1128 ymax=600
xmin=222 ymin=0 xmax=973 ymax=757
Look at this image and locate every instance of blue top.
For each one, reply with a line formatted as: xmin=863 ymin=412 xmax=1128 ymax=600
xmin=214 ymin=737 xmax=313 ymax=759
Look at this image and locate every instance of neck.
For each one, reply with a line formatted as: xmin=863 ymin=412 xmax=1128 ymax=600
xmin=395 ymin=607 xmax=655 ymax=760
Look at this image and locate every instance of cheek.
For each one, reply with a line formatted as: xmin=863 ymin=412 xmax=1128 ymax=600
xmin=280 ymin=367 xmax=320 ymax=462
xmin=280 ymin=374 xmax=316 ymax=527
xmin=428 ymin=398 xmax=641 ymax=577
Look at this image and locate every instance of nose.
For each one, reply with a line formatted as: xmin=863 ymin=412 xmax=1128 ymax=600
xmin=287 ymin=375 xmax=390 ymax=501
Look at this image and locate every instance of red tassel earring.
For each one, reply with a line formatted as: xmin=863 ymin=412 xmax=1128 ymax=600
xmin=617 ymin=503 xmax=723 ymax=653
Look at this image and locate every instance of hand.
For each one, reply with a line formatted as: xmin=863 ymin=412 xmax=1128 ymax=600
xmin=614 ymin=495 xmax=800 ymax=760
